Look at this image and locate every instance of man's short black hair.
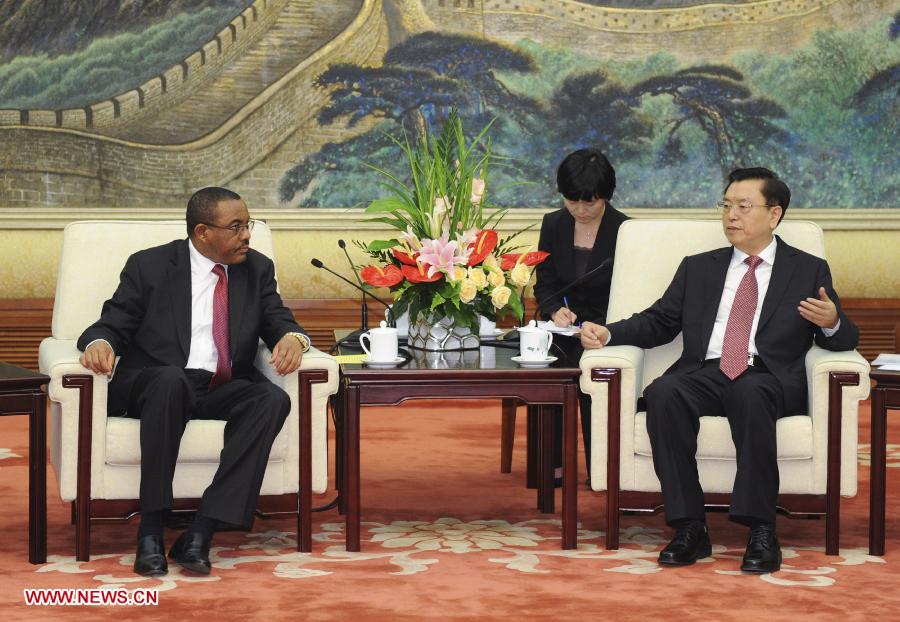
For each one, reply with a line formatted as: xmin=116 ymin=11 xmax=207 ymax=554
xmin=556 ymin=149 xmax=616 ymax=202
xmin=725 ymin=167 xmax=791 ymax=224
xmin=186 ymin=187 xmax=242 ymax=237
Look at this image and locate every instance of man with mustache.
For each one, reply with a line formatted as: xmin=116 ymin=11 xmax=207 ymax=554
xmin=78 ymin=187 xmax=309 ymax=577
xmin=580 ymin=168 xmax=858 ymax=573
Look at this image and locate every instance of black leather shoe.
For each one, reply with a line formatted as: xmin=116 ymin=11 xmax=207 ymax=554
xmin=658 ymin=521 xmax=712 ymax=566
xmin=741 ymin=524 xmax=781 ymax=573
xmin=168 ymin=531 xmax=212 ymax=575
xmin=134 ymin=535 xmax=167 ymax=577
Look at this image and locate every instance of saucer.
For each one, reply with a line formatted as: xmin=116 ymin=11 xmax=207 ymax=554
xmin=511 ymin=355 xmax=558 ymax=368
xmin=363 ymin=356 xmax=406 ymax=368
xmin=480 ymin=327 xmax=505 ymax=337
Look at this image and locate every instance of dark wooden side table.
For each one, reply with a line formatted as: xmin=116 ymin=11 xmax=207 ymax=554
xmin=0 ymin=362 xmax=49 ymax=564
xmin=332 ymin=345 xmax=581 ymax=552
xmin=870 ymin=368 xmax=900 ymax=555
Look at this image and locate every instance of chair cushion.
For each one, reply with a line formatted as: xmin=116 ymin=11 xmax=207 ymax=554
xmin=105 ymin=417 xmax=287 ymax=466
xmin=633 ymin=412 xmax=813 ymax=460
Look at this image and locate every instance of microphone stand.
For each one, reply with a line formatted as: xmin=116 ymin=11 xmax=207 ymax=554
xmin=310 ymin=258 xmax=396 ymax=351
xmin=338 ymin=239 xmax=369 ymax=337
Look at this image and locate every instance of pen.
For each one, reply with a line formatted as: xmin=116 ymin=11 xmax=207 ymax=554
xmin=562 ymin=296 xmax=570 ymax=309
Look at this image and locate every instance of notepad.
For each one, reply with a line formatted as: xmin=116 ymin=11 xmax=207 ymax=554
xmin=872 ymin=353 xmax=900 ymax=371
xmin=334 ymin=354 xmax=368 ymax=364
xmin=536 ymin=320 xmax=580 ymax=337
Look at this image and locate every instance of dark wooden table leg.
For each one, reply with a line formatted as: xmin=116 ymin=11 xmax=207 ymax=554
xmin=500 ymin=398 xmax=516 ymax=474
xmin=870 ymin=387 xmax=887 ymax=556
xmin=562 ymin=383 xmax=578 ymax=550
xmin=537 ymin=406 xmax=555 ymax=514
xmin=526 ymin=405 xmax=539 ymax=489
xmin=345 ymin=385 xmax=361 ymax=552
xmin=29 ymin=390 xmax=47 ymax=564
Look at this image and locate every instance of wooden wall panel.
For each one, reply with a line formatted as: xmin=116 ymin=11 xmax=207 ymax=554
xmin=1 ymin=298 xmax=897 ymax=371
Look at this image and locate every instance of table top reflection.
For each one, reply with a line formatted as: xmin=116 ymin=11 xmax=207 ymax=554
xmin=333 ymin=331 xmax=580 ymax=376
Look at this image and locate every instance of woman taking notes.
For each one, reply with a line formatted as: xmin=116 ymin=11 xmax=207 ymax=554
xmin=533 ymin=148 xmax=629 ymax=476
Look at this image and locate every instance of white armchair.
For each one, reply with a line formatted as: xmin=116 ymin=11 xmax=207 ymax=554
xmin=581 ymin=220 xmax=870 ymax=554
xmin=39 ymin=220 xmax=339 ymax=560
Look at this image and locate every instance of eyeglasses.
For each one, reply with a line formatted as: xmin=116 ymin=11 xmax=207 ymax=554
xmin=203 ymin=220 xmax=255 ymax=236
xmin=715 ymin=200 xmax=773 ymax=215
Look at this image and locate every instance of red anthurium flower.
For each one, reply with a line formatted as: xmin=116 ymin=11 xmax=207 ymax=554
xmin=500 ymin=251 xmax=550 ymax=271
xmin=392 ymin=248 xmax=418 ymax=266
xmin=360 ymin=264 xmax=404 ymax=288
xmin=467 ymin=229 xmax=498 ymax=266
xmin=401 ymin=263 xmax=443 ymax=283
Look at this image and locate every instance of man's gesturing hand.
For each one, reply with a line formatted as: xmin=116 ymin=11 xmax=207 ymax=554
xmin=798 ymin=286 xmax=839 ymax=329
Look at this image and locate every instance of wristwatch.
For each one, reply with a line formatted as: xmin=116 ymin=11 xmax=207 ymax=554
xmin=285 ymin=331 xmax=311 ymax=352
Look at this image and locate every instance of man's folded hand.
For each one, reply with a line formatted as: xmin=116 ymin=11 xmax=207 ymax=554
xmin=580 ymin=322 xmax=610 ymax=350
xmin=80 ymin=341 xmax=115 ymax=377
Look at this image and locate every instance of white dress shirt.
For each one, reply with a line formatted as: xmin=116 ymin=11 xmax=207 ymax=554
xmin=185 ymin=239 xmax=228 ymax=373
xmin=704 ymin=237 xmax=778 ymax=360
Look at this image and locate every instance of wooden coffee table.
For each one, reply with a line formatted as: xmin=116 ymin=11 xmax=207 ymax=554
xmin=331 ymin=344 xmax=581 ymax=552
xmin=0 ymin=362 xmax=49 ymax=563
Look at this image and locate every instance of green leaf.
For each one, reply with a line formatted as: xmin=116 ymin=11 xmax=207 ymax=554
xmin=367 ymin=239 xmax=400 ymax=252
xmin=507 ymin=290 xmax=525 ymax=321
xmin=365 ymin=197 xmax=409 ymax=213
xmin=367 ymin=216 xmax=410 ymax=230
xmin=430 ymin=292 xmax=446 ymax=311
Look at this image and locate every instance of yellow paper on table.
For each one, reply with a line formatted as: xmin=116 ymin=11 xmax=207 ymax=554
xmin=334 ymin=354 xmax=368 ymax=364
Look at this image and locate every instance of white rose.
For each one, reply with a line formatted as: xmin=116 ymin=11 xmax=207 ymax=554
xmin=482 ymin=255 xmax=499 ymax=270
xmin=491 ymin=285 xmax=512 ymax=309
xmin=459 ymin=279 xmax=478 ymax=303
xmin=449 ymin=266 xmax=468 ymax=282
xmin=509 ymin=263 xmax=532 ymax=287
xmin=468 ymin=267 xmax=488 ymax=289
xmin=487 ymin=269 xmax=505 ymax=288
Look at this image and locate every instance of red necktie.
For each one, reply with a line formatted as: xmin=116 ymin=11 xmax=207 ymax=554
xmin=209 ymin=264 xmax=232 ymax=390
xmin=719 ymin=255 xmax=763 ymax=380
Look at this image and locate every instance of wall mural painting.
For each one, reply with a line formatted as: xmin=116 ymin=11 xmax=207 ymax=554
xmin=0 ymin=0 xmax=897 ymax=212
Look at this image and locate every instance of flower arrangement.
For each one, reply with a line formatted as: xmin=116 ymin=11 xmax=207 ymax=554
xmin=357 ymin=112 xmax=548 ymax=345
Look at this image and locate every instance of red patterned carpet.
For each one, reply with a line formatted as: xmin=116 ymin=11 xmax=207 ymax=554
xmin=1 ymin=400 xmax=899 ymax=620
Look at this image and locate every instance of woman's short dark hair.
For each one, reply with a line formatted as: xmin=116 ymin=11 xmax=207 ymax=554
xmin=186 ymin=187 xmax=242 ymax=237
xmin=725 ymin=167 xmax=791 ymax=224
xmin=556 ymin=149 xmax=616 ymax=202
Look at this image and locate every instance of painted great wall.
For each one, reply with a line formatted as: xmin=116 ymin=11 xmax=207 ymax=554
xmin=0 ymin=0 xmax=884 ymax=209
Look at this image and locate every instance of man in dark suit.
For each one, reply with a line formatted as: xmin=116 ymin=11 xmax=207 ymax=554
xmin=78 ymin=187 xmax=310 ymax=577
xmin=580 ymin=168 xmax=859 ymax=573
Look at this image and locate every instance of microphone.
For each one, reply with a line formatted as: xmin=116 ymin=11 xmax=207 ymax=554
xmin=531 ymin=257 xmax=613 ymax=323
xmin=338 ymin=239 xmax=368 ymax=333
xmin=310 ymin=259 xmax=395 ymax=346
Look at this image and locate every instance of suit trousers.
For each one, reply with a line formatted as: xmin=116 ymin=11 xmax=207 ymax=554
xmin=644 ymin=362 xmax=785 ymax=526
xmin=108 ymin=366 xmax=290 ymax=528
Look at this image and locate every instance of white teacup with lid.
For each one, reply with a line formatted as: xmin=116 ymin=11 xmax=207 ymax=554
xmin=359 ymin=320 xmax=399 ymax=363
xmin=517 ymin=320 xmax=554 ymax=360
